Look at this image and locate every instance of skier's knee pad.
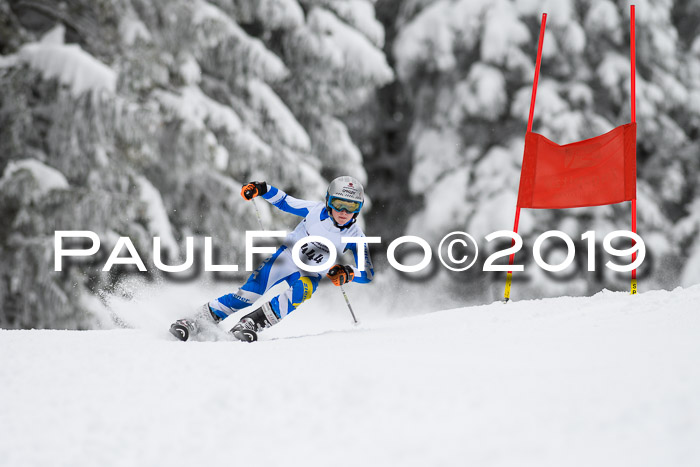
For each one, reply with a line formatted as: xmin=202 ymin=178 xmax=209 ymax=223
xmin=291 ymin=276 xmax=319 ymax=307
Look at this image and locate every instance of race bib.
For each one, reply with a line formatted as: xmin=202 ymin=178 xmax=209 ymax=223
xmin=298 ymin=241 xmax=329 ymax=266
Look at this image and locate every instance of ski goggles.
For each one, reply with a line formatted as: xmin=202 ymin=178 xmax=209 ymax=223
xmin=329 ymin=196 xmax=362 ymax=214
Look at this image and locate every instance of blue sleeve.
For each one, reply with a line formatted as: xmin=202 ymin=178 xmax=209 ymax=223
xmin=262 ymin=185 xmax=320 ymax=217
xmin=345 ymin=240 xmax=374 ymax=284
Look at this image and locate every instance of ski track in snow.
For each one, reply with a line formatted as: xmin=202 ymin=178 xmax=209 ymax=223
xmin=1 ymin=286 xmax=700 ymax=467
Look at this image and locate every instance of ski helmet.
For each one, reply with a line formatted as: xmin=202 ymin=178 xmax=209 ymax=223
xmin=326 ymin=176 xmax=364 ymax=227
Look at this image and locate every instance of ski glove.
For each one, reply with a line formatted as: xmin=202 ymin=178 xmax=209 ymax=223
xmin=241 ymin=181 xmax=268 ymax=200
xmin=327 ymin=264 xmax=354 ymax=286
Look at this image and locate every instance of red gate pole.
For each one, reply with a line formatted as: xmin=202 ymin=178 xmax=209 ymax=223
xmin=630 ymin=5 xmax=638 ymax=295
xmin=504 ymin=13 xmax=547 ymax=302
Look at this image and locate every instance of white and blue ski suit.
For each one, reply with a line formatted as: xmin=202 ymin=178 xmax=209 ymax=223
xmin=208 ymin=185 xmax=374 ymax=322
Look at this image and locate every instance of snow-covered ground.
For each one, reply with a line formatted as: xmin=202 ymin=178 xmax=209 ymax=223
xmin=1 ymin=284 xmax=699 ymax=467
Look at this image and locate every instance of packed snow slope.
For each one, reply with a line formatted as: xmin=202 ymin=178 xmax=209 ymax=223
xmin=1 ymin=285 xmax=699 ymax=467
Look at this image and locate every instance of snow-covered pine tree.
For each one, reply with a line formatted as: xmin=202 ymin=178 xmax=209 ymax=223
xmin=0 ymin=0 xmax=392 ymax=328
xmin=670 ymin=0 xmax=700 ymax=286
xmin=392 ymin=0 xmax=700 ymax=300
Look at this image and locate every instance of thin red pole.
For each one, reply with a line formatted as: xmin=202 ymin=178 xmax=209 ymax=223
xmin=505 ymin=13 xmax=547 ymax=301
xmin=630 ymin=5 xmax=637 ymax=289
xmin=630 ymin=6 xmax=636 ymax=124
xmin=526 ymin=13 xmax=548 ymax=133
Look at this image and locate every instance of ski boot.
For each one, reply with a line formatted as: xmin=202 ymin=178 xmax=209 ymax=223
xmin=169 ymin=304 xmax=221 ymax=341
xmin=169 ymin=319 xmax=197 ymax=341
xmin=231 ymin=317 xmax=258 ymax=342
xmin=230 ymin=302 xmax=278 ymax=343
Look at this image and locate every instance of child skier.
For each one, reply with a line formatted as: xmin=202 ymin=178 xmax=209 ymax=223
xmin=169 ymin=176 xmax=374 ymax=342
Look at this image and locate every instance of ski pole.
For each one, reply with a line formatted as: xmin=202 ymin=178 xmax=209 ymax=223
xmin=251 ymin=198 xmax=265 ymax=231
xmin=340 ymin=284 xmax=359 ymax=325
